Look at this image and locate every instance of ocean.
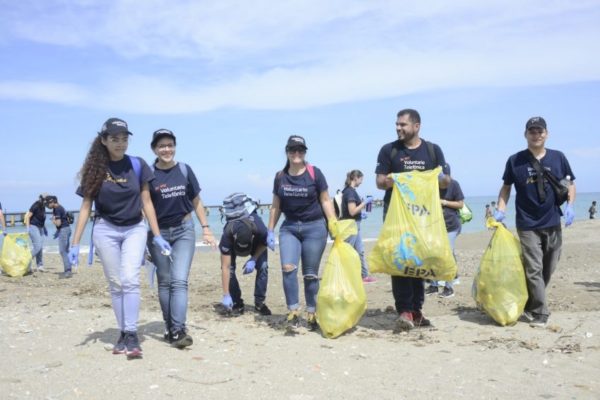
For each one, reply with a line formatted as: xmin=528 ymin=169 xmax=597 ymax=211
xmin=3 ymin=192 xmax=598 ymax=254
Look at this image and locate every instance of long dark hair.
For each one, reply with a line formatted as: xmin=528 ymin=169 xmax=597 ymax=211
xmin=281 ymin=151 xmax=307 ymax=175
xmin=344 ymin=170 xmax=363 ymax=187
xmin=77 ymin=136 xmax=110 ymax=198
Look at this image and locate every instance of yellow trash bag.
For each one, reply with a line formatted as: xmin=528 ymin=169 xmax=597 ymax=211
xmin=472 ymin=218 xmax=528 ymax=326
xmin=368 ymin=168 xmax=456 ymax=281
xmin=0 ymin=233 xmax=32 ymax=277
xmin=317 ymin=220 xmax=367 ymax=339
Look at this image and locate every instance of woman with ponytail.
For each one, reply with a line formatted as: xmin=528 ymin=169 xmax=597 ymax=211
xmin=340 ymin=170 xmax=375 ymax=283
xmin=68 ymin=118 xmax=171 ymax=359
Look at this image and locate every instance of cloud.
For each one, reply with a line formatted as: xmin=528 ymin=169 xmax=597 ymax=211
xmin=571 ymin=147 xmax=600 ymax=159
xmin=1 ymin=1 xmax=599 ymax=112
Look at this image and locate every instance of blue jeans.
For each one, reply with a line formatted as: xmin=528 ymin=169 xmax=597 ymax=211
xmin=430 ymin=229 xmax=460 ymax=289
xmin=57 ymin=227 xmax=72 ymax=273
xmin=148 ymin=220 xmax=196 ymax=334
xmin=346 ymin=220 xmax=369 ymax=278
xmin=229 ymin=250 xmax=268 ymax=306
xmin=29 ymin=225 xmax=45 ymax=267
xmin=279 ymin=219 xmax=328 ymax=313
xmin=93 ymin=219 xmax=147 ymax=333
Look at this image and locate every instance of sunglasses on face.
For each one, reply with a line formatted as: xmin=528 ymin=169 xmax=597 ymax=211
xmin=287 ymin=147 xmax=306 ymax=154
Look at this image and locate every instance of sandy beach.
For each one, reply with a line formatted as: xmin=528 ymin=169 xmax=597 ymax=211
xmin=1 ymin=220 xmax=599 ymax=400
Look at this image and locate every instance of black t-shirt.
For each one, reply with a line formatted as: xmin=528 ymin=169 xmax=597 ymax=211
xmin=502 ymin=148 xmax=575 ymax=230
xmin=52 ymin=205 xmax=70 ymax=230
xmin=77 ymin=156 xmax=154 ymax=226
xmin=375 ymin=139 xmax=447 ymax=212
xmin=273 ymin=165 xmax=328 ymax=222
xmin=341 ymin=186 xmax=363 ymax=221
xmin=28 ymin=201 xmax=46 ymax=228
xmin=219 ymin=212 xmax=268 ymax=256
xmin=441 ymin=179 xmax=464 ymax=233
xmin=149 ymin=163 xmax=201 ymax=228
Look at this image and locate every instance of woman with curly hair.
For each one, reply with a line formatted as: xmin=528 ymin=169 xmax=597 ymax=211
xmin=68 ymin=118 xmax=171 ymax=359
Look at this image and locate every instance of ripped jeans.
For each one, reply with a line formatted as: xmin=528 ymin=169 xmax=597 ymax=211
xmin=279 ymin=218 xmax=328 ymax=313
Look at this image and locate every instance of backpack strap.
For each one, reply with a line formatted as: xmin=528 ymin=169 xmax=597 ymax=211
xmin=128 ymin=155 xmax=142 ymax=187
xmin=178 ymin=162 xmax=189 ymax=181
xmin=425 ymin=141 xmax=438 ymax=167
xmin=305 ymin=163 xmax=315 ymax=181
xmin=527 ymin=151 xmax=547 ymax=203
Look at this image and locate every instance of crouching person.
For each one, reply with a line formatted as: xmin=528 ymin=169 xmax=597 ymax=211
xmin=220 ymin=210 xmax=271 ymax=316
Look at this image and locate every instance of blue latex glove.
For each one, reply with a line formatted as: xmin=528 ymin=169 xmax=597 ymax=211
xmin=53 ymin=230 xmax=59 ymax=239
xmin=222 ymin=294 xmax=233 ymax=310
xmin=361 ymin=210 xmax=368 ymax=220
xmin=266 ymin=230 xmax=275 ymax=251
xmin=153 ymin=235 xmax=172 ymax=255
xmin=243 ymin=259 xmax=256 ymax=274
xmin=564 ymin=204 xmax=575 ymax=226
xmin=493 ymin=210 xmax=505 ymax=222
xmin=438 ymin=172 xmax=446 ymax=179
xmin=68 ymin=245 xmax=80 ymax=266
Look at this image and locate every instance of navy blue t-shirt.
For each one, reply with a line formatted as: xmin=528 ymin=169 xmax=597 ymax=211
xmin=441 ymin=179 xmax=464 ymax=233
xmin=77 ymin=156 xmax=154 ymax=226
xmin=28 ymin=201 xmax=46 ymax=228
xmin=341 ymin=186 xmax=363 ymax=221
xmin=150 ymin=163 xmax=201 ymax=229
xmin=375 ymin=139 xmax=447 ymax=211
xmin=502 ymin=148 xmax=575 ymax=230
xmin=52 ymin=205 xmax=70 ymax=230
xmin=273 ymin=165 xmax=328 ymax=222
xmin=219 ymin=212 xmax=268 ymax=256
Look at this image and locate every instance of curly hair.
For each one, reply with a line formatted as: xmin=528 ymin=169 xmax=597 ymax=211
xmin=77 ymin=136 xmax=109 ymax=198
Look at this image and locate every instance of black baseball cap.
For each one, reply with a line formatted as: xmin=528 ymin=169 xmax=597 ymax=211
xmin=525 ymin=116 xmax=547 ymax=130
xmin=151 ymin=129 xmax=177 ymax=148
xmin=99 ymin=117 xmax=133 ymax=136
xmin=286 ymin=135 xmax=308 ymax=151
xmin=232 ymin=221 xmax=253 ymax=256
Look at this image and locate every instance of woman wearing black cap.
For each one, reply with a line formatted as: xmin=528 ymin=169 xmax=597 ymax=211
xmin=24 ymin=193 xmax=50 ymax=272
xmin=147 ymin=129 xmax=216 ymax=349
xmin=68 ymin=118 xmax=170 ymax=359
xmin=267 ymin=135 xmax=337 ymax=331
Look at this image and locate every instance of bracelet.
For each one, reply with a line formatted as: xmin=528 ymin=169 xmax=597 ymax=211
xmin=201 ymin=224 xmax=210 ymax=228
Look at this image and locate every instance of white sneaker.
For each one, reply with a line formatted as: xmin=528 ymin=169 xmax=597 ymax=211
xmin=37 ymin=265 xmax=46 ymax=272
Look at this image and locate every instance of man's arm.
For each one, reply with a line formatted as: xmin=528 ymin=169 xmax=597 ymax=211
xmin=496 ymin=184 xmax=512 ymax=212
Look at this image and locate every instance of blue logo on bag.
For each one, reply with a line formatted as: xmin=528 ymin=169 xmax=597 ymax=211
xmin=395 ymin=180 xmax=416 ymax=202
xmin=394 ymin=232 xmax=423 ymax=269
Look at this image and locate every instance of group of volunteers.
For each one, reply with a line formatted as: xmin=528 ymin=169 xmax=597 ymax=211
xmin=2 ymin=108 xmax=575 ymax=358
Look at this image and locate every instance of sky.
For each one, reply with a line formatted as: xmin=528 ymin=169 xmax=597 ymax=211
xmin=0 ymin=0 xmax=599 ymax=211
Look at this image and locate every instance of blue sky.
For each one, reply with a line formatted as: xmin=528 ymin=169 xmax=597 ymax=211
xmin=1 ymin=0 xmax=599 ymax=211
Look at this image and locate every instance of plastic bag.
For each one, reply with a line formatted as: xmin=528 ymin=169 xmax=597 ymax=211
xmin=368 ymin=168 xmax=456 ymax=281
xmin=472 ymin=218 xmax=528 ymax=326
xmin=0 ymin=233 xmax=32 ymax=277
xmin=317 ymin=220 xmax=367 ymax=339
xmin=459 ymin=203 xmax=473 ymax=224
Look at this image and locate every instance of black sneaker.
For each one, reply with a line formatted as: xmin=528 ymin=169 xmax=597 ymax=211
xmin=171 ymin=330 xmax=193 ymax=349
xmin=286 ymin=311 xmax=300 ymax=331
xmin=255 ymin=303 xmax=272 ymax=316
xmin=306 ymin=313 xmax=318 ymax=331
xmin=439 ymin=287 xmax=455 ymax=298
xmin=425 ymin=285 xmax=438 ymax=295
xmin=124 ymin=331 xmax=143 ymax=359
xmin=59 ymin=271 xmax=73 ymax=279
xmin=112 ymin=331 xmax=126 ymax=355
xmin=529 ymin=315 xmax=548 ymax=328
xmin=163 ymin=329 xmax=173 ymax=343
xmin=232 ymin=301 xmax=245 ymax=315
